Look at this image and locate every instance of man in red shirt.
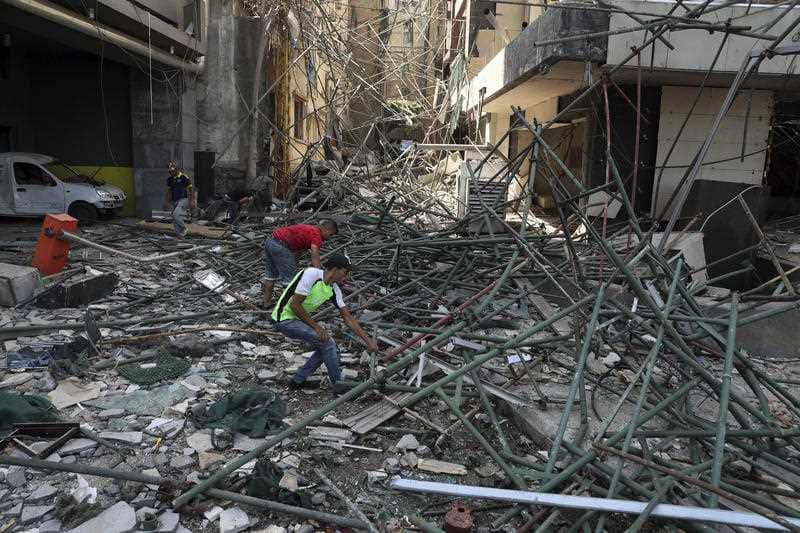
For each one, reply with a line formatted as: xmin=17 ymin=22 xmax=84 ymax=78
xmin=262 ymin=219 xmax=338 ymax=306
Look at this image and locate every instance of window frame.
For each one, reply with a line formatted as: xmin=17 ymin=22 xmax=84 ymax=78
xmin=293 ymin=95 xmax=306 ymax=140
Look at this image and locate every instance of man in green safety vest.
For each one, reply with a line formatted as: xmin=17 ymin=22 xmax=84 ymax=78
xmin=271 ymin=254 xmax=378 ymax=394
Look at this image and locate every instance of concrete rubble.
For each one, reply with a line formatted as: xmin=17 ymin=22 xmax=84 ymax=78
xmin=4 ymin=4 xmax=800 ymax=532
xmin=3 ymin=177 xmax=800 ymax=533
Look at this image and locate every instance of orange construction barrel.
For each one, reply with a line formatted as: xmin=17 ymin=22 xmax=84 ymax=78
xmin=32 ymin=213 xmax=78 ymax=276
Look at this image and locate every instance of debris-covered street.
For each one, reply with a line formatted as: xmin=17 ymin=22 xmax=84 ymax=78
xmin=7 ymin=0 xmax=800 ymax=531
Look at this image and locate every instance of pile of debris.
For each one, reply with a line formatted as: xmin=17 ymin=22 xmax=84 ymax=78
xmin=4 ymin=139 xmax=800 ymax=533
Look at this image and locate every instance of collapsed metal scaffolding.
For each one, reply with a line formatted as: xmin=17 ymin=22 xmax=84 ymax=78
xmin=7 ymin=0 xmax=800 ymax=531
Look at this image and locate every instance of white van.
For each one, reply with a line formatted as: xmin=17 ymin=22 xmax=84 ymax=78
xmin=0 ymin=152 xmax=126 ymax=222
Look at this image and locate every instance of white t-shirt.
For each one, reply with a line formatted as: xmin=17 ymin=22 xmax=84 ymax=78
xmin=294 ymin=267 xmax=346 ymax=308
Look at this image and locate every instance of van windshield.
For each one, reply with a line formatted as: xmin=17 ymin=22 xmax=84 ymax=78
xmin=45 ymin=162 xmax=105 ymax=186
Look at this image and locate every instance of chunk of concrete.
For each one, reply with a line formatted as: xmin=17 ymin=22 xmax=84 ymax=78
xmin=85 ymin=383 xmax=192 ymax=416
xmin=35 ymin=271 xmax=119 ymax=309
xmin=219 ymin=507 xmax=250 ymax=533
xmin=58 ymin=438 xmax=98 ymax=455
xmin=0 ymin=262 xmax=40 ymax=306
xmin=6 ymin=502 xmax=22 ymax=517
xmin=395 ymin=434 xmax=419 ymax=450
xmin=39 ymin=518 xmax=62 ymax=533
xmin=186 ymin=431 xmax=214 ymax=454
xmin=6 ymin=466 xmax=27 ymax=487
xmin=156 ymin=510 xmax=181 ymax=532
xmin=169 ymin=455 xmax=194 ymax=470
xmin=27 ymin=483 xmax=58 ymax=503
xmin=20 ymin=504 xmax=54 ymax=524
xmin=198 ymin=452 xmax=225 ymax=470
xmin=66 ymin=501 xmax=136 ymax=533
xmin=98 ymin=431 xmax=143 ymax=445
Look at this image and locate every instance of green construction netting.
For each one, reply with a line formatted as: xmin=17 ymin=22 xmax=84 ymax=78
xmin=190 ymin=387 xmax=286 ymax=438
xmin=117 ymin=354 xmax=191 ymax=385
xmin=0 ymin=393 xmax=60 ymax=433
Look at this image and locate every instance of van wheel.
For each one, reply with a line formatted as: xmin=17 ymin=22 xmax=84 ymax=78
xmin=67 ymin=202 xmax=98 ymax=225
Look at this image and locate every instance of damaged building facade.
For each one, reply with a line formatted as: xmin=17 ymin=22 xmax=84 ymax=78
xmin=0 ymin=0 xmax=359 ymax=214
xmin=445 ymin=0 xmax=800 ymax=288
xmin=0 ymin=0 xmax=206 ymax=217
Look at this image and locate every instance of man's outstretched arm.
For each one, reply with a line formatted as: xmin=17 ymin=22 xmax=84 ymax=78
xmin=339 ymin=307 xmax=378 ymax=351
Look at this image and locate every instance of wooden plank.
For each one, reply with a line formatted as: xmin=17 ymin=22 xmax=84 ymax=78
xmin=416 ymin=458 xmax=467 ymax=475
xmin=137 ymin=221 xmax=229 ymax=239
xmin=308 ymin=426 xmax=354 ymax=442
xmin=341 ymin=392 xmax=410 ymax=434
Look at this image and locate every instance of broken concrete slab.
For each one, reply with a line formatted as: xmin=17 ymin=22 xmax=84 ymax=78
xmin=58 ymin=439 xmax=98 ymax=456
xmin=98 ymin=431 xmax=143 ymax=445
xmin=169 ymin=455 xmax=194 ymax=470
xmin=186 ymin=431 xmax=214 ymax=454
xmin=20 ymin=504 xmax=54 ymax=525
xmin=6 ymin=502 xmax=22 ymax=517
xmin=198 ymin=452 xmax=225 ymax=470
xmin=39 ymin=519 xmax=62 ymax=533
xmin=0 ymin=262 xmax=40 ymax=306
xmin=0 ymin=372 xmax=35 ymax=390
xmin=395 ymin=434 xmax=419 ymax=451
xmin=26 ymin=483 xmax=57 ymax=503
xmin=6 ymin=466 xmax=27 ymax=487
xmin=219 ymin=507 xmax=250 ymax=533
xmin=48 ymin=379 xmax=103 ymax=409
xmin=85 ymin=383 xmax=192 ymax=416
xmin=156 ymin=510 xmax=181 ymax=532
xmin=233 ymin=434 xmax=266 ymax=452
xmin=98 ymin=408 xmax=125 ymax=419
xmin=66 ymin=501 xmax=136 ymax=533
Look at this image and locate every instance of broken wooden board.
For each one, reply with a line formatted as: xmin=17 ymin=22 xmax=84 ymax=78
xmin=308 ymin=426 xmax=354 ymax=442
xmin=341 ymin=392 xmax=410 ymax=434
xmin=416 ymin=458 xmax=467 ymax=475
xmin=137 ymin=221 xmax=229 ymax=239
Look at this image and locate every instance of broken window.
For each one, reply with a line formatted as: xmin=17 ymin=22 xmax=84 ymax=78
xmin=294 ymin=96 xmax=306 ymax=140
xmin=183 ymin=1 xmax=203 ymax=41
xmin=14 ymin=163 xmax=55 ymax=186
xmin=404 ymin=20 xmax=415 ymax=47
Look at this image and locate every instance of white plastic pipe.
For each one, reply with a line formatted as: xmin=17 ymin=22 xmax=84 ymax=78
xmin=391 ymin=479 xmax=800 ymax=531
xmin=60 ymin=230 xmax=203 ymax=263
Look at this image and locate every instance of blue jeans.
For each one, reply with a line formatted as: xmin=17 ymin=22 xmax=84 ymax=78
xmin=172 ymin=198 xmax=189 ymax=236
xmin=275 ymin=320 xmax=341 ymax=384
xmin=263 ymin=238 xmax=296 ymax=282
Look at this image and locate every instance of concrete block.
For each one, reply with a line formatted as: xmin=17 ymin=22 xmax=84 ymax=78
xmin=20 ymin=504 xmax=54 ymax=524
xmin=66 ymin=501 xmax=136 ymax=533
xmin=36 ymin=271 xmax=119 ymax=309
xmin=98 ymin=431 xmax=143 ymax=445
xmin=0 ymin=262 xmax=40 ymax=306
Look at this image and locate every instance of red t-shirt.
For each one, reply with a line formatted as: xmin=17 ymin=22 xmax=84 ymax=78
xmin=272 ymin=224 xmax=323 ymax=253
